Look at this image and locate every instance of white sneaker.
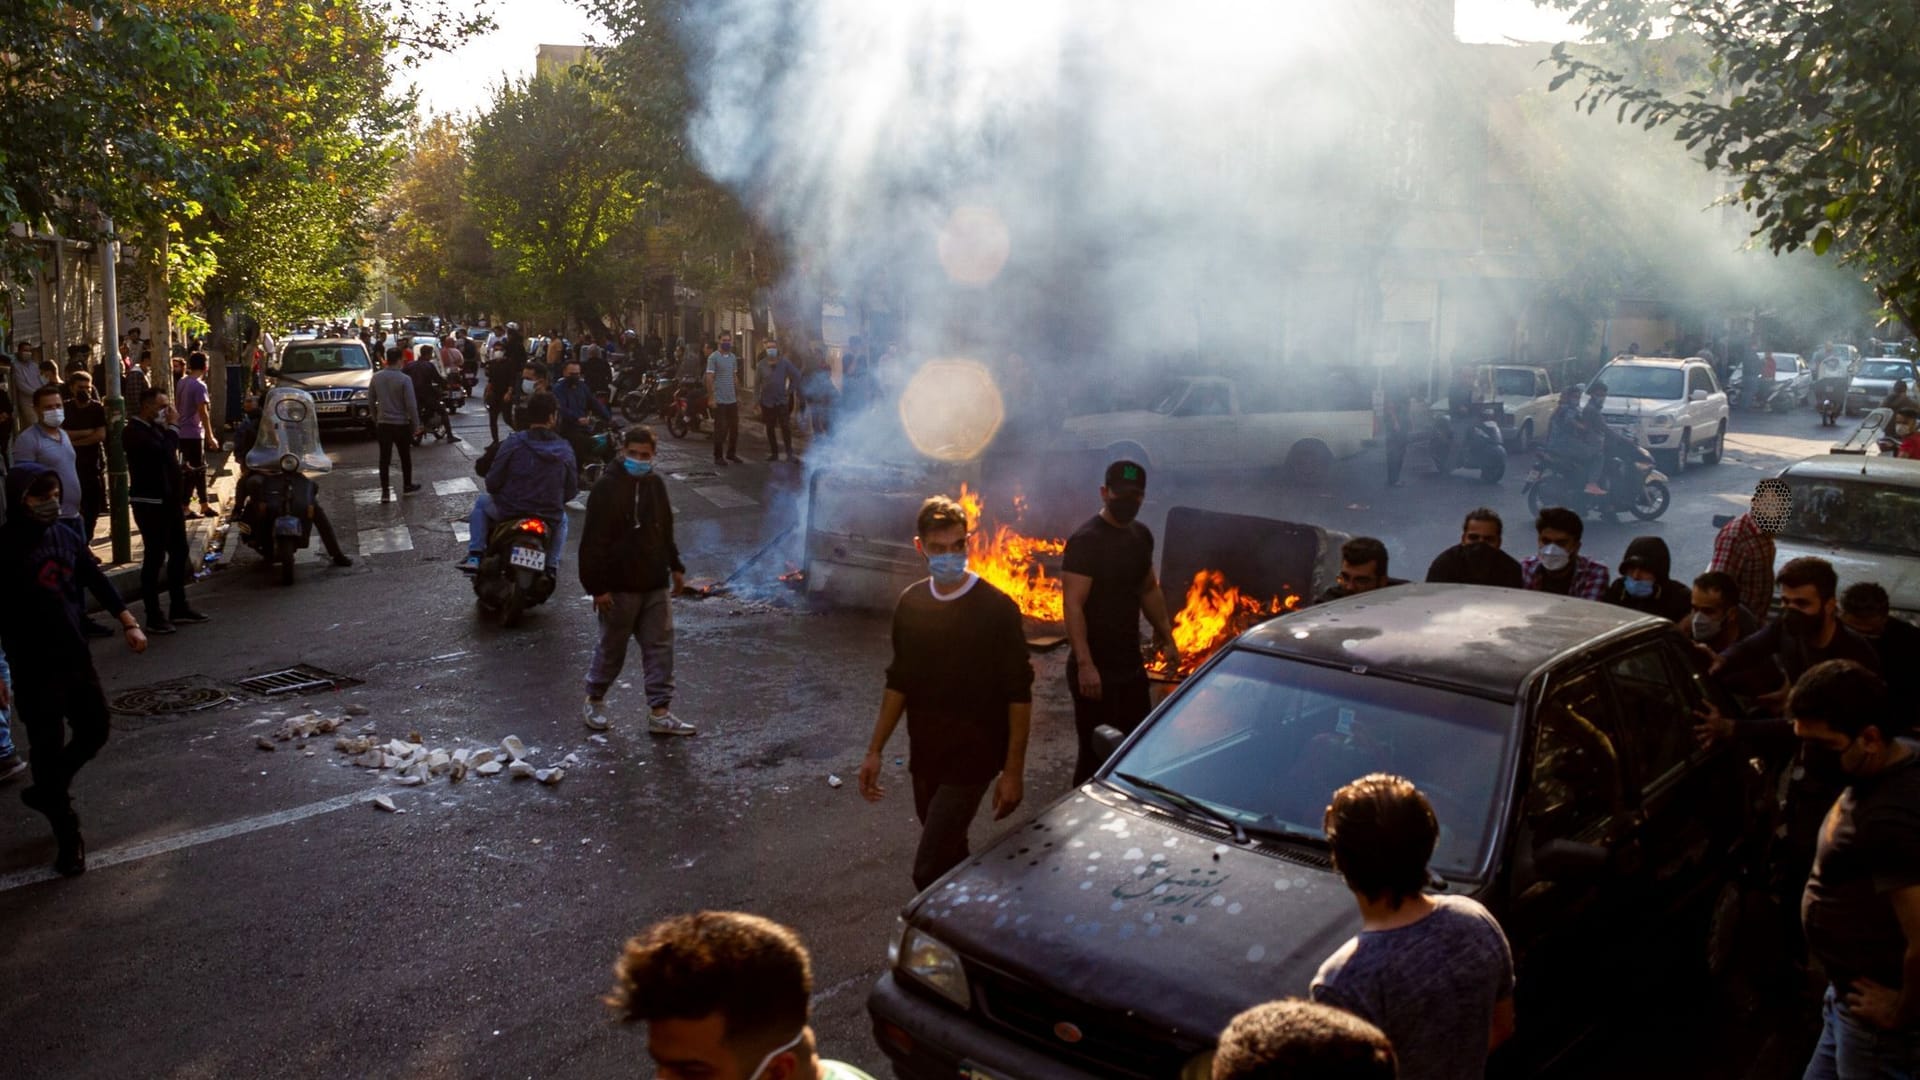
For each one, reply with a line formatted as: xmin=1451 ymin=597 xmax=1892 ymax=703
xmin=647 ymin=712 xmax=695 ymax=737
xmin=583 ymin=699 xmax=610 ymax=731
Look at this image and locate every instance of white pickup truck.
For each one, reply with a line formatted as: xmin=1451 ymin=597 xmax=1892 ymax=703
xmin=1058 ymin=374 xmax=1372 ymax=480
xmin=1485 ymin=364 xmax=1561 ymax=451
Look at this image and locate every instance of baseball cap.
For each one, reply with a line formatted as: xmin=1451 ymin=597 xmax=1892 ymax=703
xmin=1105 ymin=460 xmax=1147 ymax=490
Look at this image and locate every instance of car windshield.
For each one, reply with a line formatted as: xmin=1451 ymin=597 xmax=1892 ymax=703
xmin=1493 ymin=369 xmax=1537 ymax=397
xmin=1779 ymin=476 xmax=1920 ymax=556
xmin=1860 ymin=361 xmax=1915 ymax=381
xmin=1106 ymin=649 xmax=1512 ymax=878
xmin=1595 ymin=365 xmax=1684 ymax=400
xmin=280 ymin=344 xmax=371 ymax=374
xmin=1150 ymin=380 xmax=1193 ymax=414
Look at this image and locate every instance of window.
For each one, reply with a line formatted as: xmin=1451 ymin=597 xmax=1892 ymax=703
xmin=1594 ymin=365 xmax=1684 ymax=401
xmin=1688 ymin=368 xmax=1712 ymax=397
xmin=1605 ymin=646 xmax=1694 ymax=792
xmin=1526 ymin=670 xmax=1622 ymax=844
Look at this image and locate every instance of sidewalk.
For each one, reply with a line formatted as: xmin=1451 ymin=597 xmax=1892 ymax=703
xmin=87 ymin=447 xmax=241 ymax=613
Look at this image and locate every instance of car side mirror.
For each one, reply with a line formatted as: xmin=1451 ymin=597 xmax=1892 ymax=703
xmin=1534 ymin=838 xmax=1611 ymax=883
xmin=1711 ymin=513 xmax=1733 ymax=528
xmin=1690 ymin=389 xmax=1709 ymax=402
xmin=1092 ymin=724 xmax=1127 ymax=764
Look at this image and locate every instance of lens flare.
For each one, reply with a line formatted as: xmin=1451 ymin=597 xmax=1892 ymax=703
xmin=936 ymin=205 xmax=1011 ymax=286
xmin=898 ymin=359 xmax=1005 ymax=462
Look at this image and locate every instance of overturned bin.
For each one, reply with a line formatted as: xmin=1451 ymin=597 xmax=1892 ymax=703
xmin=803 ymin=462 xmax=982 ymax=612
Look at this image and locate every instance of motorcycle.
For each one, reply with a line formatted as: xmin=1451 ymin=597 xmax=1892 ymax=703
xmin=1727 ymin=368 xmax=1801 ymax=413
xmin=1815 ymin=375 xmax=1850 ymax=427
xmin=572 ymin=417 xmax=619 ymax=485
xmin=237 ymin=387 xmax=333 ymax=585
xmin=1426 ymin=400 xmax=1507 ymax=483
xmin=1524 ymin=437 xmax=1671 ymax=521
xmin=666 ymin=383 xmax=710 ymax=439
xmin=619 ymin=371 xmax=672 ymax=422
xmin=471 ymin=515 xmax=557 ymax=627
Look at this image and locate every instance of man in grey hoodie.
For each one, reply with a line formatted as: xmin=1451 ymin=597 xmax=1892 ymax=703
xmin=368 ymin=346 xmax=422 ymax=502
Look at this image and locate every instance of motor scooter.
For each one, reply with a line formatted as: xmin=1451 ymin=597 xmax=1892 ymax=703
xmin=1426 ymin=400 xmax=1507 ymax=483
xmin=236 ymin=387 xmax=333 ymax=585
xmin=472 ymin=515 xmax=557 ymax=627
xmin=1524 ymin=436 xmax=1670 ymax=521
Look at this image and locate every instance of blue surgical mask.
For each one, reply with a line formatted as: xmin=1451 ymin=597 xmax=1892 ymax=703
xmin=520 ymin=379 xmax=535 ymax=394
xmin=622 ymin=457 xmax=653 ymax=477
xmin=767 ymin=347 xmax=778 ymax=358
xmin=1623 ymin=576 xmax=1654 ymax=598
xmin=927 ymin=552 xmax=969 ymax=584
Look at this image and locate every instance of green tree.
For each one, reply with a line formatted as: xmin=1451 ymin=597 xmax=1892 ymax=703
xmin=1541 ymin=0 xmax=1920 ymax=333
xmin=381 ymin=116 xmax=492 ymax=318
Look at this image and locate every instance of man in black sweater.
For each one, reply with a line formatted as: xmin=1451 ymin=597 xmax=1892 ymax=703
xmin=578 ymin=426 xmax=689 ymax=736
xmin=859 ymin=495 xmax=1034 ymax=891
xmin=122 ymin=386 xmax=209 ymax=633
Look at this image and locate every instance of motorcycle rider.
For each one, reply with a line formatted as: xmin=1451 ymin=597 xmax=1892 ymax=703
xmin=461 ymin=391 xmax=577 ymax=574
xmin=406 ymin=344 xmax=456 ymax=443
xmin=553 ymin=358 xmax=612 ymax=464
xmin=1543 ymin=385 xmax=1606 ymax=497
xmin=230 ymin=393 xmax=353 ymax=569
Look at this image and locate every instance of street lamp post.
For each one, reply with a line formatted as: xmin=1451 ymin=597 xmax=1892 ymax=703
xmin=101 ymin=221 xmax=131 ymax=564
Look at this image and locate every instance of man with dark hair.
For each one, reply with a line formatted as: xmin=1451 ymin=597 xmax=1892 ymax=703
xmin=1839 ymin=582 xmax=1920 ymax=713
xmin=368 ymin=345 xmax=422 ymax=502
xmin=609 ymin=911 xmax=876 ymax=1080
xmin=462 ymin=391 xmax=577 ymax=574
xmin=553 ymin=357 xmax=609 ymax=461
xmin=1710 ymin=556 xmax=1880 ymax=711
xmin=60 ymin=370 xmax=107 ymax=541
xmin=1213 ymin=999 xmax=1397 ymax=1080
xmin=579 ymin=426 xmax=690 ymax=737
xmin=175 ymin=351 xmax=218 ymax=517
xmin=1712 ymin=479 xmax=1788 ymax=617
xmin=1312 ymin=774 xmax=1514 ymax=1080
xmin=1424 ymin=507 xmax=1523 ymax=588
xmin=123 ymin=386 xmax=209 ymax=633
xmin=1519 ymin=507 xmax=1608 ymax=600
xmin=859 ymin=494 xmax=1033 ymax=890
xmin=1792 ymin=661 xmax=1920 ymax=1075
xmin=705 ymin=332 xmax=743 ymax=465
xmin=1600 ymin=536 xmax=1691 ymax=620
xmin=1062 ymin=460 xmax=1178 ymax=785
xmin=1318 ymin=537 xmax=1402 ymax=603
xmin=1687 ymin=570 xmax=1760 ymax=654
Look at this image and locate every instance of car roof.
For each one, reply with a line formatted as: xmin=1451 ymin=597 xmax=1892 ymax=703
xmin=287 ymin=338 xmax=370 ymax=348
xmin=1235 ymin=583 xmax=1663 ymax=699
xmin=1782 ymin=455 xmax=1920 ymax=488
xmin=1604 ymin=355 xmax=1699 ymax=366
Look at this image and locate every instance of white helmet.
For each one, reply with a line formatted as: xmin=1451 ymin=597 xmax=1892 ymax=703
xmin=506 ymin=321 xmax=520 ymax=331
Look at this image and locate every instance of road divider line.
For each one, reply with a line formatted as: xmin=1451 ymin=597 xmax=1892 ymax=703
xmin=0 ymin=790 xmax=377 ymax=894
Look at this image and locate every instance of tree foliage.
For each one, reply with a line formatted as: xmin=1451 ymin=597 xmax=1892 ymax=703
xmin=1542 ymin=0 xmax=1920 ymax=333
xmin=381 ymin=116 xmax=493 ymax=319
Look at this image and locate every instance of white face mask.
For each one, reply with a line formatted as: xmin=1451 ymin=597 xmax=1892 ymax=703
xmin=744 ymin=1029 xmax=804 ymax=1080
xmin=40 ymin=406 xmax=65 ymax=428
xmin=1537 ymin=543 xmax=1571 ymax=572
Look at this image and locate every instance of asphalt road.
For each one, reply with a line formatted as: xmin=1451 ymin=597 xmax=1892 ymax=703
xmin=0 ymin=400 xmax=1847 ymax=1079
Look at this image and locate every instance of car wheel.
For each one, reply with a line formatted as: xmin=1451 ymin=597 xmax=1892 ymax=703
xmin=1673 ymin=429 xmax=1689 ymax=475
xmin=1517 ymin=420 xmax=1534 ymax=453
xmin=1284 ymin=439 xmax=1334 ymax=484
xmin=1702 ymin=422 xmax=1726 ymax=465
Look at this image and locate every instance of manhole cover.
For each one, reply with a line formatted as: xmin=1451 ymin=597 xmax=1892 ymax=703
xmin=234 ymin=664 xmax=361 ymax=696
xmin=110 ymin=677 xmax=233 ymax=716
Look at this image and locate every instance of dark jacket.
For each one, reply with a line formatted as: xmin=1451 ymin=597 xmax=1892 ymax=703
xmin=1424 ymin=543 xmax=1524 ymax=589
xmin=578 ymin=468 xmax=684 ymax=595
xmin=123 ymin=415 xmax=184 ymax=506
xmin=1601 ymin=536 xmax=1692 ymax=620
xmin=485 ymin=427 xmax=578 ymax=519
xmin=0 ymin=462 xmax=127 ymax=662
xmin=552 ymin=375 xmax=608 ymax=431
xmin=405 ymin=358 xmax=445 ymax=412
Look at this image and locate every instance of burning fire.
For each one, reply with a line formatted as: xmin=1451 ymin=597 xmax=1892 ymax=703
xmin=958 ymin=484 xmax=1066 ymax=622
xmin=1166 ymin=571 xmax=1300 ymax=677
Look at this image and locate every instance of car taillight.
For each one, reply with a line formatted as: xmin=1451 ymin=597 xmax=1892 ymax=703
xmin=517 ymin=519 xmax=547 ymax=536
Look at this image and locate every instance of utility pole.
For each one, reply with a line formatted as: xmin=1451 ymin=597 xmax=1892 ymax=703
xmin=94 ymin=14 xmax=131 ymax=564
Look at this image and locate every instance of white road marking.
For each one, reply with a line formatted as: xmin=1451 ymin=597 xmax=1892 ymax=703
xmin=358 ymin=525 xmax=414 ymax=554
xmin=451 ymin=522 xmax=470 ymax=544
xmin=351 ymin=487 xmax=385 ymax=506
xmin=0 ymin=790 xmax=377 ymax=894
xmin=691 ymin=485 xmax=758 ymax=509
xmin=433 ymin=477 xmax=478 ymax=496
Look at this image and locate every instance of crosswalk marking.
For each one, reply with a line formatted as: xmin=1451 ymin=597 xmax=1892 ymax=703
xmin=452 ymin=522 xmax=470 ymax=544
xmin=358 ymin=525 xmax=413 ymax=555
xmin=433 ymin=477 xmax=478 ymax=496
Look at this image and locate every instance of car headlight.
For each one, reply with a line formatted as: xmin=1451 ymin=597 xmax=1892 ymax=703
xmin=1649 ymin=414 xmax=1672 ymax=428
xmin=351 ymin=389 xmax=369 ymax=400
xmin=896 ymin=923 xmax=970 ymax=1009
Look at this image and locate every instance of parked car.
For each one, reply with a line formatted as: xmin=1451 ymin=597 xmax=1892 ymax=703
xmin=1591 ymin=355 xmax=1730 ymax=474
xmin=868 ymin=584 xmax=1764 ymax=1080
xmin=1846 ymin=356 xmax=1920 ymax=415
xmin=267 ymin=338 xmax=376 ymax=430
xmin=1769 ymin=453 xmax=1920 ymax=625
xmin=1484 ymin=364 xmax=1561 ymax=451
xmin=1057 ymin=374 xmax=1372 ymax=481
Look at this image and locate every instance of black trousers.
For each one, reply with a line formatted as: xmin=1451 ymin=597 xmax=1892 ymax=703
xmin=911 ymin=773 xmax=991 ymax=891
xmin=180 ymin=440 xmax=209 ymax=507
xmin=1067 ymin=659 xmax=1153 ymax=785
xmin=17 ymin=664 xmax=111 ymax=815
xmin=78 ymin=455 xmax=105 ymax=541
xmin=712 ymin=403 xmax=740 ymax=460
xmin=375 ymin=423 xmax=414 ymax=492
xmin=486 ymin=393 xmax=506 ymax=442
xmin=761 ymin=403 xmax=792 ymax=455
xmin=133 ymin=502 xmax=190 ymax=620
xmin=1385 ymin=435 xmax=1408 ymax=485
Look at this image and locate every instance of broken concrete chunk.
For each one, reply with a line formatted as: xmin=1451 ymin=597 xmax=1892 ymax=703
xmin=428 ymin=750 xmax=451 ymax=769
xmin=391 ymin=773 xmax=426 ymax=787
xmin=337 ymin=736 xmax=373 ymax=755
xmin=561 ymin=753 xmax=581 ymax=767
xmin=408 ymin=731 xmax=424 ymax=744
xmin=827 ymin=774 xmax=843 ymax=788
xmin=345 ymin=704 xmax=371 ymax=716
xmin=385 ymin=739 xmax=412 ymax=757
xmin=468 ymin=748 xmax=496 ymax=768
xmin=315 ymin=717 xmax=342 ymax=734
xmin=501 ymin=736 xmax=528 ymax=762
xmin=255 ymin=736 xmax=277 ymax=752
xmin=452 ymin=749 xmax=471 ymax=766
xmin=536 ymin=768 xmax=565 ymax=786
xmin=449 ymin=761 xmax=469 ymax=784
xmin=587 ymin=734 xmax=609 ymax=746
xmin=351 ymin=750 xmax=385 ymax=769
xmin=372 ymin=794 xmax=397 ymax=812
xmin=508 ymin=760 xmax=536 ymax=780
xmin=475 ymin=761 xmax=504 ymax=777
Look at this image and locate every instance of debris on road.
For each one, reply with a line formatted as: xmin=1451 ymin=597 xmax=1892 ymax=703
xmin=536 ymin=767 xmax=564 ymax=785
xmin=827 ymin=774 xmax=844 ymax=788
xmin=476 ymin=761 xmax=504 ymax=776
xmin=345 ymin=704 xmax=370 ymax=716
xmin=501 ymin=735 xmax=528 ymax=761
xmin=255 ymin=736 xmax=276 ymax=752
xmin=508 ymin=761 xmax=537 ymax=780
xmin=372 ymin=794 xmax=397 ymax=812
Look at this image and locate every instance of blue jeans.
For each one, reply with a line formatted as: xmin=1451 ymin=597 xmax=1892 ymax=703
xmin=0 ymin=647 xmax=14 ymax=758
xmin=1805 ymin=985 xmax=1920 ymax=1079
xmin=467 ymin=493 xmax=566 ymax=569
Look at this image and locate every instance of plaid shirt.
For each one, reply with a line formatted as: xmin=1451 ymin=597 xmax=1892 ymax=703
xmin=1520 ymin=553 xmax=1610 ymax=600
xmin=1711 ymin=513 xmax=1776 ymax=617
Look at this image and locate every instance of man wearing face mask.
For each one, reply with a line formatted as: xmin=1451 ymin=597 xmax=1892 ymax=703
xmin=1062 ymin=460 xmax=1178 ymax=785
xmin=1425 ymin=506 xmax=1525 ymax=588
xmin=1519 ymin=507 xmax=1609 ymax=600
xmin=61 ymin=372 xmax=107 ymax=542
xmin=755 ymin=339 xmax=802 ymax=462
xmin=609 ymin=911 xmax=878 ymax=1080
xmin=123 ymin=387 xmax=212 ymax=633
xmin=1791 ymin=661 xmax=1920 ymax=1072
xmin=859 ymin=495 xmax=1033 ymax=889
xmin=578 ymin=426 xmax=689 ymax=737
xmin=1710 ymin=558 xmax=1880 ymax=716
xmin=706 ymin=333 xmax=743 ymax=466
xmin=461 ymin=392 xmax=577 ymax=574
xmin=1712 ymin=478 xmax=1788 ymax=618
xmin=1839 ymin=582 xmax=1920 ymax=718
xmin=1686 ymin=571 xmax=1761 ymax=654
xmin=1599 ymin=536 xmax=1691 ymax=620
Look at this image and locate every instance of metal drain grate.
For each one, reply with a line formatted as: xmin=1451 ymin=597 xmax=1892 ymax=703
xmin=110 ymin=677 xmax=233 ymax=716
xmin=234 ymin=664 xmax=360 ymax=696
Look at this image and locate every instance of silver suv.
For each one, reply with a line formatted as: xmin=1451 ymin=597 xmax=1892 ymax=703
xmin=267 ymin=339 xmax=376 ymax=430
xmin=1591 ymin=355 xmax=1731 ymax=474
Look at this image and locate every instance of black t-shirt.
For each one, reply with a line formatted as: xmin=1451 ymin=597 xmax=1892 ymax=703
xmin=1061 ymin=513 xmax=1155 ymax=676
xmin=1802 ymin=749 xmax=1920 ymax=992
xmin=884 ymin=577 xmax=1035 ymax=785
xmin=1869 ymin=621 xmax=1920 ymax=734
xmin=63 ymin=398 xmax=107 ymax=470
xmin=1720 ymin=620 xmax=1882 ymax=697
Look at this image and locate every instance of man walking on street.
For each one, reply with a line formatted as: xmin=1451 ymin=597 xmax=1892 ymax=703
xmin=175 ymin=352 xmax=219 ymax=518
xmin=706 ymin=332 xmax=742 ymax=465
xmin=12 ymin=385 xmax=114 ymax=638
xmin=0 ymin=464 xmax=148 ymax=876
xmin=1312 ymin=774 xmax=1516 ymax=1080
xmin=859 ymin=495 xmax=1033 ymax=890
xmin=369 ymin=346 xmax=422 ymax=503
xmin=1062 ymin=460 xmax=1178 ymax=785
xmin=1713 ymin=478 xmax=1789 ymax=618
xmin=124 ymin=387 xmax=210 ymax=633
xmin=61 ymin=371 xmax=107 ymax=541
xmin=755 ymin=339 xmax=802 ymax=461
xmin=579 ymin=427 xmax=691 ymax=737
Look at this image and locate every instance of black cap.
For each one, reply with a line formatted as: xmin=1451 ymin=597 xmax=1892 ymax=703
xmin=1105 ymin=460 xmax=1146 ymax=490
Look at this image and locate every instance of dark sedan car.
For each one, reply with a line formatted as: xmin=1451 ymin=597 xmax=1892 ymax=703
xmin=869 ymin=584 xmax=1764 ymax=1079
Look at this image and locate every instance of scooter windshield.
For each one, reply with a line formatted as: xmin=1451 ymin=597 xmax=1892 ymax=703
xmin=249 ymin=387 xmax=334 ymax=477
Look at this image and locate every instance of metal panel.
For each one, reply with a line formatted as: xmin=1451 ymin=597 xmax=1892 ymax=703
xmin=1158 ymin=506 xmax=1344 ymax=616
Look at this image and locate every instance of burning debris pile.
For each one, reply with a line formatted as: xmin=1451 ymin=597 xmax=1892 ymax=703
xmin=1164 ymin=571 xmax=1301 ymax=678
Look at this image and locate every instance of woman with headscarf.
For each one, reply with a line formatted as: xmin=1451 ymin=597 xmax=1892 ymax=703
xmin=1600 ymin=535 xmax=1693 ymax=621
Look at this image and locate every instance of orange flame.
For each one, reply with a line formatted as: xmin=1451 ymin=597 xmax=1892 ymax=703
xmin=1167 ymin=571 xmax=1300 ymax=676
xmin=958 ymin=484 xmax=1066 ymax=623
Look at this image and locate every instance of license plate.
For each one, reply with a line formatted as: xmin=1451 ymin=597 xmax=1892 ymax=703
xmin=273 ymin=515 xmax=302 ymax=537
xmin=508 ymin=546 xmax=547 ymax=571
xmin=1525 ymin=468 xmax=1541 ymax=482
xmin=318 ymin=404 xmax=348 ymax=415
xmin=959 ymin=1065 xmax=1006 ymax=1080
